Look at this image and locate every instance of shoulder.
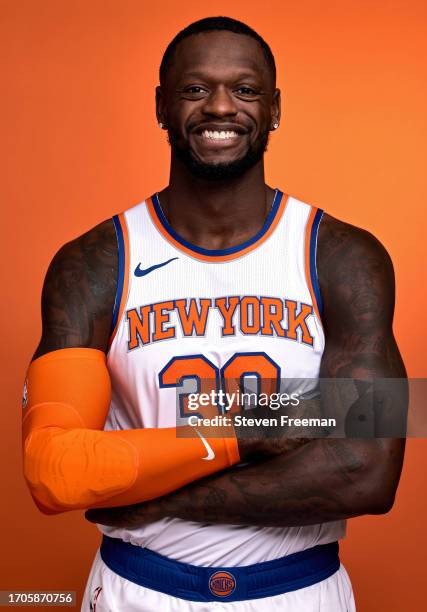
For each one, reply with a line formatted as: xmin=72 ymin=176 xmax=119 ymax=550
xmin=316 ymin=212 xmax=395 ymax=329
xmin=317 ymin=212 xmax=394 ymax=286
xmin=288 ymin=195 xmax=392 ymax=271
xmin=33 ymin=219 xmax=118 ymax=358
xmin=51 ymin=218 xmax=117 ymax=269
xmin=318 ymin=212 xmax=392 ymax=263
xmin=44 ymin=218 xmax=118 ymax=304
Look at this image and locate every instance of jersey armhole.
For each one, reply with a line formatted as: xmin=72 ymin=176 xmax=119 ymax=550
xmin=109 ymin=213 xmax=130 ymax=346
xmin=304 ymin=207 xmax=324 ymax=325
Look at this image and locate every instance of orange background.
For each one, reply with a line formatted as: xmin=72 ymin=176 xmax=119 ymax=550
xmin=1 ymin=1 xmax=426 ymax=610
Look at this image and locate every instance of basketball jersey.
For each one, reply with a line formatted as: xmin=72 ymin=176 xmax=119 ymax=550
xmin=100 ymin=189 xmax=346 ymax=566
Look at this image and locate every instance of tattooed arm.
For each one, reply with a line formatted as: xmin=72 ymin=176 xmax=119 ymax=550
xmin=33 ymin=219 xmax=117 ymax=359
xmin=86 ymin=214 xmax=406 ymax=527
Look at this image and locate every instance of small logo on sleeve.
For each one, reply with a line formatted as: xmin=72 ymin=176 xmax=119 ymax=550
xmin=209 ymin=571 xmax=236 ymax=597
xmin=195 ymin=429 xmax=215 ymax=461
xmin=22 ymin=379 xmax=28 ymax=409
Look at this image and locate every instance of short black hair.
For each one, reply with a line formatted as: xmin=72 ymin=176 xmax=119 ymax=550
xmin=159 ymin=16 xmax=276 ymax=85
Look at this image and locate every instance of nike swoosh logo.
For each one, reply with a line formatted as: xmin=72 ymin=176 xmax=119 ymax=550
xmin=195 ymin=429 xmax=215 ymax=461
xmin=134 ymin=257 xmax=179 ymax=277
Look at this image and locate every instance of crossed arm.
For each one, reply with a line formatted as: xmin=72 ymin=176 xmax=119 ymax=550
xmin=86 ymin=213 xmax=406 ymax=527
xmin=26 ymin=213 xmax=406 ymax=525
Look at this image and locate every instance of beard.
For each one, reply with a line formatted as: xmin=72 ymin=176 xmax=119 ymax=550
xmin=169 ymin=129 xmax=270 ymax=181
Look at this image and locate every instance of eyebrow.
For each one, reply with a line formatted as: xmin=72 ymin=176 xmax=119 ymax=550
xmin=177 ymin=70 xmax=263 ymax=83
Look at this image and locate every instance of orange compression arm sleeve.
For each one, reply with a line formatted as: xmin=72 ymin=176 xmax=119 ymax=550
xmin=22 ymin=348 xmax=240 ymax=514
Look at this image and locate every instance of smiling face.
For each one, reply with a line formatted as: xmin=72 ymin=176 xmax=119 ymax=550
xmin=157 ymin=30 xmax=280 ymax=180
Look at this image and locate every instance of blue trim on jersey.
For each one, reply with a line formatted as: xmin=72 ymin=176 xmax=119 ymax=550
xmin=100 ymin=536 xmax=340 ymax=603
xmin=310 ymin=209 xmax=324 ymax=318
xmin=111 ymin=215 xmax=125 ymax=334
xmin=151 ymin=190 xmax=283 ymax=257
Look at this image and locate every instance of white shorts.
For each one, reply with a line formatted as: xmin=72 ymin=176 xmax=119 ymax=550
xmin=82 ymin=548 xmax=356 ymax=611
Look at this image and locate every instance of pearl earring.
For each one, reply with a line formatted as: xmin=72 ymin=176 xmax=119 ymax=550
xmin=272 ymin=122 xmax=279 ymax=130
xmin=159 ymin=122 xmax=165 ymax=129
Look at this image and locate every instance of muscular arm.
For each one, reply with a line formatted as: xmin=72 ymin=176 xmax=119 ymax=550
xmin=24 ymin=220 xmax=241 ymax=512
xmin=33 ymin=218 xmax=118 ymax=357
xmin=86 ymin=213 xmax=407 ymax=527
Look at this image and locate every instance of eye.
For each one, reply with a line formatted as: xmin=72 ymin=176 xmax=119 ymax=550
xmin=186 ymin=86 xmax=206 ymax=93
xmin=234 ymin=86 xmax=262 ymax=99
xmin=237 ymin=87 xmax=256 ymax=94
xmin=180 ymin=86 xmax=208 ymax=99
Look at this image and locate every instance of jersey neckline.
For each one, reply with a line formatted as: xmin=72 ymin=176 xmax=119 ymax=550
xmin=146 ymin=189 xmax=288 ymax=262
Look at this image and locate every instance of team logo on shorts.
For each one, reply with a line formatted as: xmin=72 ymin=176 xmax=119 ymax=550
xmin=89 ymin=586 xmax=102 ymax=611
xmin=209 ymin=571 xmax=236 ymax=597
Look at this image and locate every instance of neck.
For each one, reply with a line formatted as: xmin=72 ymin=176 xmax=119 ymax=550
xmin=157 ymin=157 xmax=276 ymax=250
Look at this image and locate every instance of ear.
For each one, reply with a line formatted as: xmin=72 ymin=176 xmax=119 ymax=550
xmin=155 ymin=86 xmax=167 ymax=128
xmin=270 ymin=88 xmax=281 ymax=131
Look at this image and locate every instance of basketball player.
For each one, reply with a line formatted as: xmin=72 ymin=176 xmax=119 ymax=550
xmin=22 ymin=17 xmax=406 ymax=612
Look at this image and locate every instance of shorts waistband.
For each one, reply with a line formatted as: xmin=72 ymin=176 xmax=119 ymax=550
xmin=100 ymin=535 xmax=340 ymax=602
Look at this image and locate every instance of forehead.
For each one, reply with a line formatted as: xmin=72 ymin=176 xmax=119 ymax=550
xmin=166 ymin=30 xmax=272 ymax=85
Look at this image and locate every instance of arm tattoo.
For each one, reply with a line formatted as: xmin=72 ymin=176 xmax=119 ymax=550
xmin=86 ymin=213 xmax=406 ymax=528
xmin=34 ymin=219 xmax=118 ymax=358
xmin=318 ymin=214 xmax=403 ymax=377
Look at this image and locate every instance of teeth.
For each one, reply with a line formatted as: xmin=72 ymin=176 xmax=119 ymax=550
xmin=202 ymin=130 xmax=238 ymax=140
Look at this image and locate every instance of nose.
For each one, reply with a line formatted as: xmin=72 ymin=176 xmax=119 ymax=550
xmin=202 ymin=86 xmax=238 ymax=118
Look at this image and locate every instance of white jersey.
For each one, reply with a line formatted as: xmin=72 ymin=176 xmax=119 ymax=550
xmin=100 ymin=189 xmax=345 ymax=566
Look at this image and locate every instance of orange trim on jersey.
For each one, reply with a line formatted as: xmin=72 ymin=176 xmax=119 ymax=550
xmin=304 ymin=207 xmax=324 ymax=328
xmin=146 ymin=192 xmax=289 ymax=262
xmin=109 ymin=213 xmax=130 ymax=345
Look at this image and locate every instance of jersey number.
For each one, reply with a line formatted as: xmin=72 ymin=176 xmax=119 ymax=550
xmin=159 ymin=352 xmax=280 ymax=420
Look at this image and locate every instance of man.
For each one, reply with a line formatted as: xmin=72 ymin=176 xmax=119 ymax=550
xmin=22 ymin=16 xmax=406 ymax=612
